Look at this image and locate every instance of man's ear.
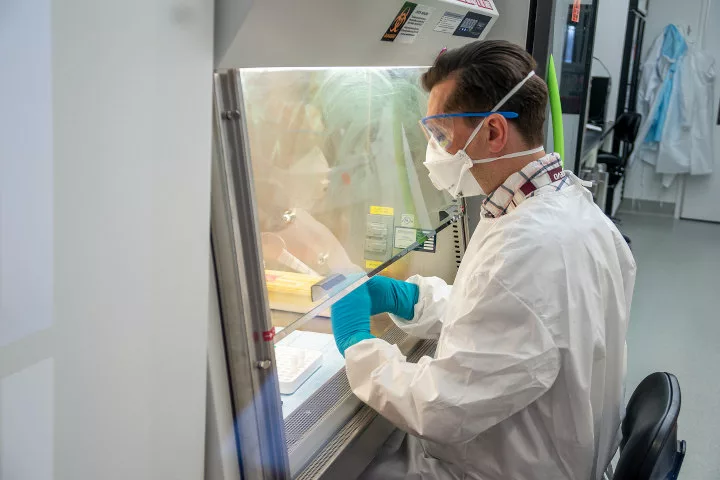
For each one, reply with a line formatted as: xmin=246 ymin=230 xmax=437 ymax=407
xmin=486 ymin=114 xmax=509 ymax=153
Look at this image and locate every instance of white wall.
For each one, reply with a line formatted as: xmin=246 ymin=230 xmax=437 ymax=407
xmin=0 ymin=0 xmax=54 ymax=350
xmin=0 ymin=1 xmax=214 ymax=479
xmin=622 ymin=0 xmax=708 ymax=203
xmin=591 ymin=0 xmax=630 ymax=124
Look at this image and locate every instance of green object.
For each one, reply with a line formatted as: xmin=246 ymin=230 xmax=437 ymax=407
xmin=366 ymin=275 xmax=419 ymax=320
xmin=331 ymin=283 xmax=374 ymax=356
xmin=547 ymin=55 xmax=564 ymax=165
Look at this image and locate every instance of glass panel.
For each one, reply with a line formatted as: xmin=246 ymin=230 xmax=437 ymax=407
xmin=239 ymin=67 xmax=453 ymax=423
xmin=240 ymin=67 xmax=451 ymax=349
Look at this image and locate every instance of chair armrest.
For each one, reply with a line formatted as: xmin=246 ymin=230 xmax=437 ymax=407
xmin=597 ymin=152 xmax=623 ymax=168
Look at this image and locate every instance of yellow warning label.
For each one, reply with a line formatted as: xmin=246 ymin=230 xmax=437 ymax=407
xmin=369 ymin=206 xmax=394 ymax=216
xmin=365 ymin=260 xmax=383 ymax=270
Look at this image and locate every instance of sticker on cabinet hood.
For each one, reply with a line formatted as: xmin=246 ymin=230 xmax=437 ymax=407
xmin=441 ymin=0 xmax=496 ymax=12
xmin=453 ymin=11 xmax=492 ymax=38
xmin=382 ymin=2 xmax=434 ymax=43
xmin=382 ymin=2 xmax=416 ymax=42
xmin=396 ymin=4 xmax=435 ymax=43
xmin=434 ymin=11 xmax=465 ymax=34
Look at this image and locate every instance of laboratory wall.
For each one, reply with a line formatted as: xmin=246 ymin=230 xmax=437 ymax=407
xmin=590 ymin=0 xmax=630 ymax=125
xmin=0 ymin=1 xmax=214 ymax=479
xmin=622 ymin=0 xmax=716 ymax=206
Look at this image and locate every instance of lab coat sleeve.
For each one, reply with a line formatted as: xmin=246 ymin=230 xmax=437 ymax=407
xmin=677 ymin=58 xmax=693 ymax=129
xmin=386 ymin=275 xmax=452 ymax=340
xmin=345 ymin=274 xmax=561 ymax=445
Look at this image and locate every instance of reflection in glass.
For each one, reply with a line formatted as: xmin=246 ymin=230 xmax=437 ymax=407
xmin=239 ymin=67 xmax=451 ymax=336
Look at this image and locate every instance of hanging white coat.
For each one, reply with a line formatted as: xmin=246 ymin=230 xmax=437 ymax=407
xmin=685 ymin=46 xmax=716 ymax=176
xmin=631 ymin=25 xmax=716 ymax=187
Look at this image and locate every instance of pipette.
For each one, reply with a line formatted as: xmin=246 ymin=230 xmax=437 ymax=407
xmin=261 ymin=232 xmax=320 ymax=277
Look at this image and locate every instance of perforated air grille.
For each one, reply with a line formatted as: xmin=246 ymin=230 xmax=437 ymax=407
xmin=294 ymin=406 xmax=377 ymax=480
xmin=453 ymin=222 xmax=462 ymax=268
xmin=380 ymin=323 xmax=409 ymax=346
xmin=294 ymin=339 xmax=437 ymax=479
xmin=284 ymin=367 xmax=352 ymax=449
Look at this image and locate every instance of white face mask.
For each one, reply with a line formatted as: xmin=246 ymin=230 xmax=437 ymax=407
xmin=423 ymin=71 xmax=544 ymax=199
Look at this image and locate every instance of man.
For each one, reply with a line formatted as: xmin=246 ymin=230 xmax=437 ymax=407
xmin=331 ymin=41 xmax=636 ymax=480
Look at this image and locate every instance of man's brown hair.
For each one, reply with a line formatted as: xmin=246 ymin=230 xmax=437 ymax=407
xmin=422 ymin=40 xmax=548 ymax=146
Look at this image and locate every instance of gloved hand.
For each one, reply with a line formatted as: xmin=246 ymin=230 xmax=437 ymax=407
xmin=366 ymin=275 xmax=419 ymax=320
xmin=331 ymin=283 xmax=374 ymax=357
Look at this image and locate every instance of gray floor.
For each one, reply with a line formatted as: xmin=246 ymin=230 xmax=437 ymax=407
xmin=619 ymin=213 xmax=720 ymax=479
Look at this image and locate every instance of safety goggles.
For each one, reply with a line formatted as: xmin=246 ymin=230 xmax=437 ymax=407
xmin=419 ymin=112 xmax=519 ymax=151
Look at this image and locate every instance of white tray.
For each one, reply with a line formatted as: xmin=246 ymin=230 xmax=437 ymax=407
xmin=275 ymin=345 xmax=323 ymax=395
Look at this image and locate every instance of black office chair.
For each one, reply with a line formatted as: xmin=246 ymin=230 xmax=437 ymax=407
xmin=612 ymin=372 xmax=686 ymax=480
xmin=596 ymin=112 xmax=642 ymax=216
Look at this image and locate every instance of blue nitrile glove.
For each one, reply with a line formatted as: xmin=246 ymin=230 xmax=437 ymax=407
xmin=331 ymin=283 xmax=374 ymax=357
xmin=366 ymin=275 xmax=419 ymax=321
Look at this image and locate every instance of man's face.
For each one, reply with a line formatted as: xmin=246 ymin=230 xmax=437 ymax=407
xmin=426 ymin=77 xmax=504 ymax=159
xmin=427 ymin=78 xmax=473 ymax=155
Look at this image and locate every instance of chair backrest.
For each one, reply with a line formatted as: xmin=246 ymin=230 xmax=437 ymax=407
xmin=613 ymin=112 xmax=642 ymax=144
xmin=613 ymin=372 xmax=683 ymax=480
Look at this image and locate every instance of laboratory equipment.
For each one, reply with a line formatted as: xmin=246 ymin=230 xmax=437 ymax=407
xmin=275 ymin=345 xmax=324 ymax=395
xmin=558 ymin=0 xmax=601 ymax=174
xmin=588 ymin=76 xmax=611 ymax=126
xmin=263 ymin=233 xmax=320 ymax=277
xmin=207 ymin=1 xmax=563 ymax=478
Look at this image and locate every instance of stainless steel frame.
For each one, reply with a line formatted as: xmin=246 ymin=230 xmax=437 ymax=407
xmin=211 ymin=69 xmax=291 ymax=479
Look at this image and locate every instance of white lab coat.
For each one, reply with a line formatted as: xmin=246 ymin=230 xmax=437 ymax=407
xmin=685 ymin=46 xmax=716 ymax=176
xmin=346 ymin=173 xmax=636 ymax=480
xmin=632 ymin=28 xmax=716 ymax=187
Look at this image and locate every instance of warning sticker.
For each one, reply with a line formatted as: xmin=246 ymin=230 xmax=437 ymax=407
xmin=369 ymin=205 xmax=394 ymax=216
xmin=394 ymin=227 xmax=418 ymax=249
xmin=396 ymin=4 xmax=435 ymax=44
xmin=400 ymin=213 xmax=416 ymax=227
xmin=394 ymin=228 xmax=437 ymax=252
xmin=382 ymin=2 xmax=417 ymax=42
xmin=434 ymin=11 xmax=464 ymax=34
xmin=453 ymin=11 xmax=492 ymax=38
xmin=365 ymin=259 xmax=383 ymax=270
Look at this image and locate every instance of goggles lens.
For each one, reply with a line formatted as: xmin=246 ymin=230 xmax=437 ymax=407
xmin=418 ymin=112 xmax=520 ymax=152
xmin=419 ymin=116 xmax=454 ymax=150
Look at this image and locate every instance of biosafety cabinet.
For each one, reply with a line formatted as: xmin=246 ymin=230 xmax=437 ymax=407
xmin=206 ymin=1 xmax=559 ymax=479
